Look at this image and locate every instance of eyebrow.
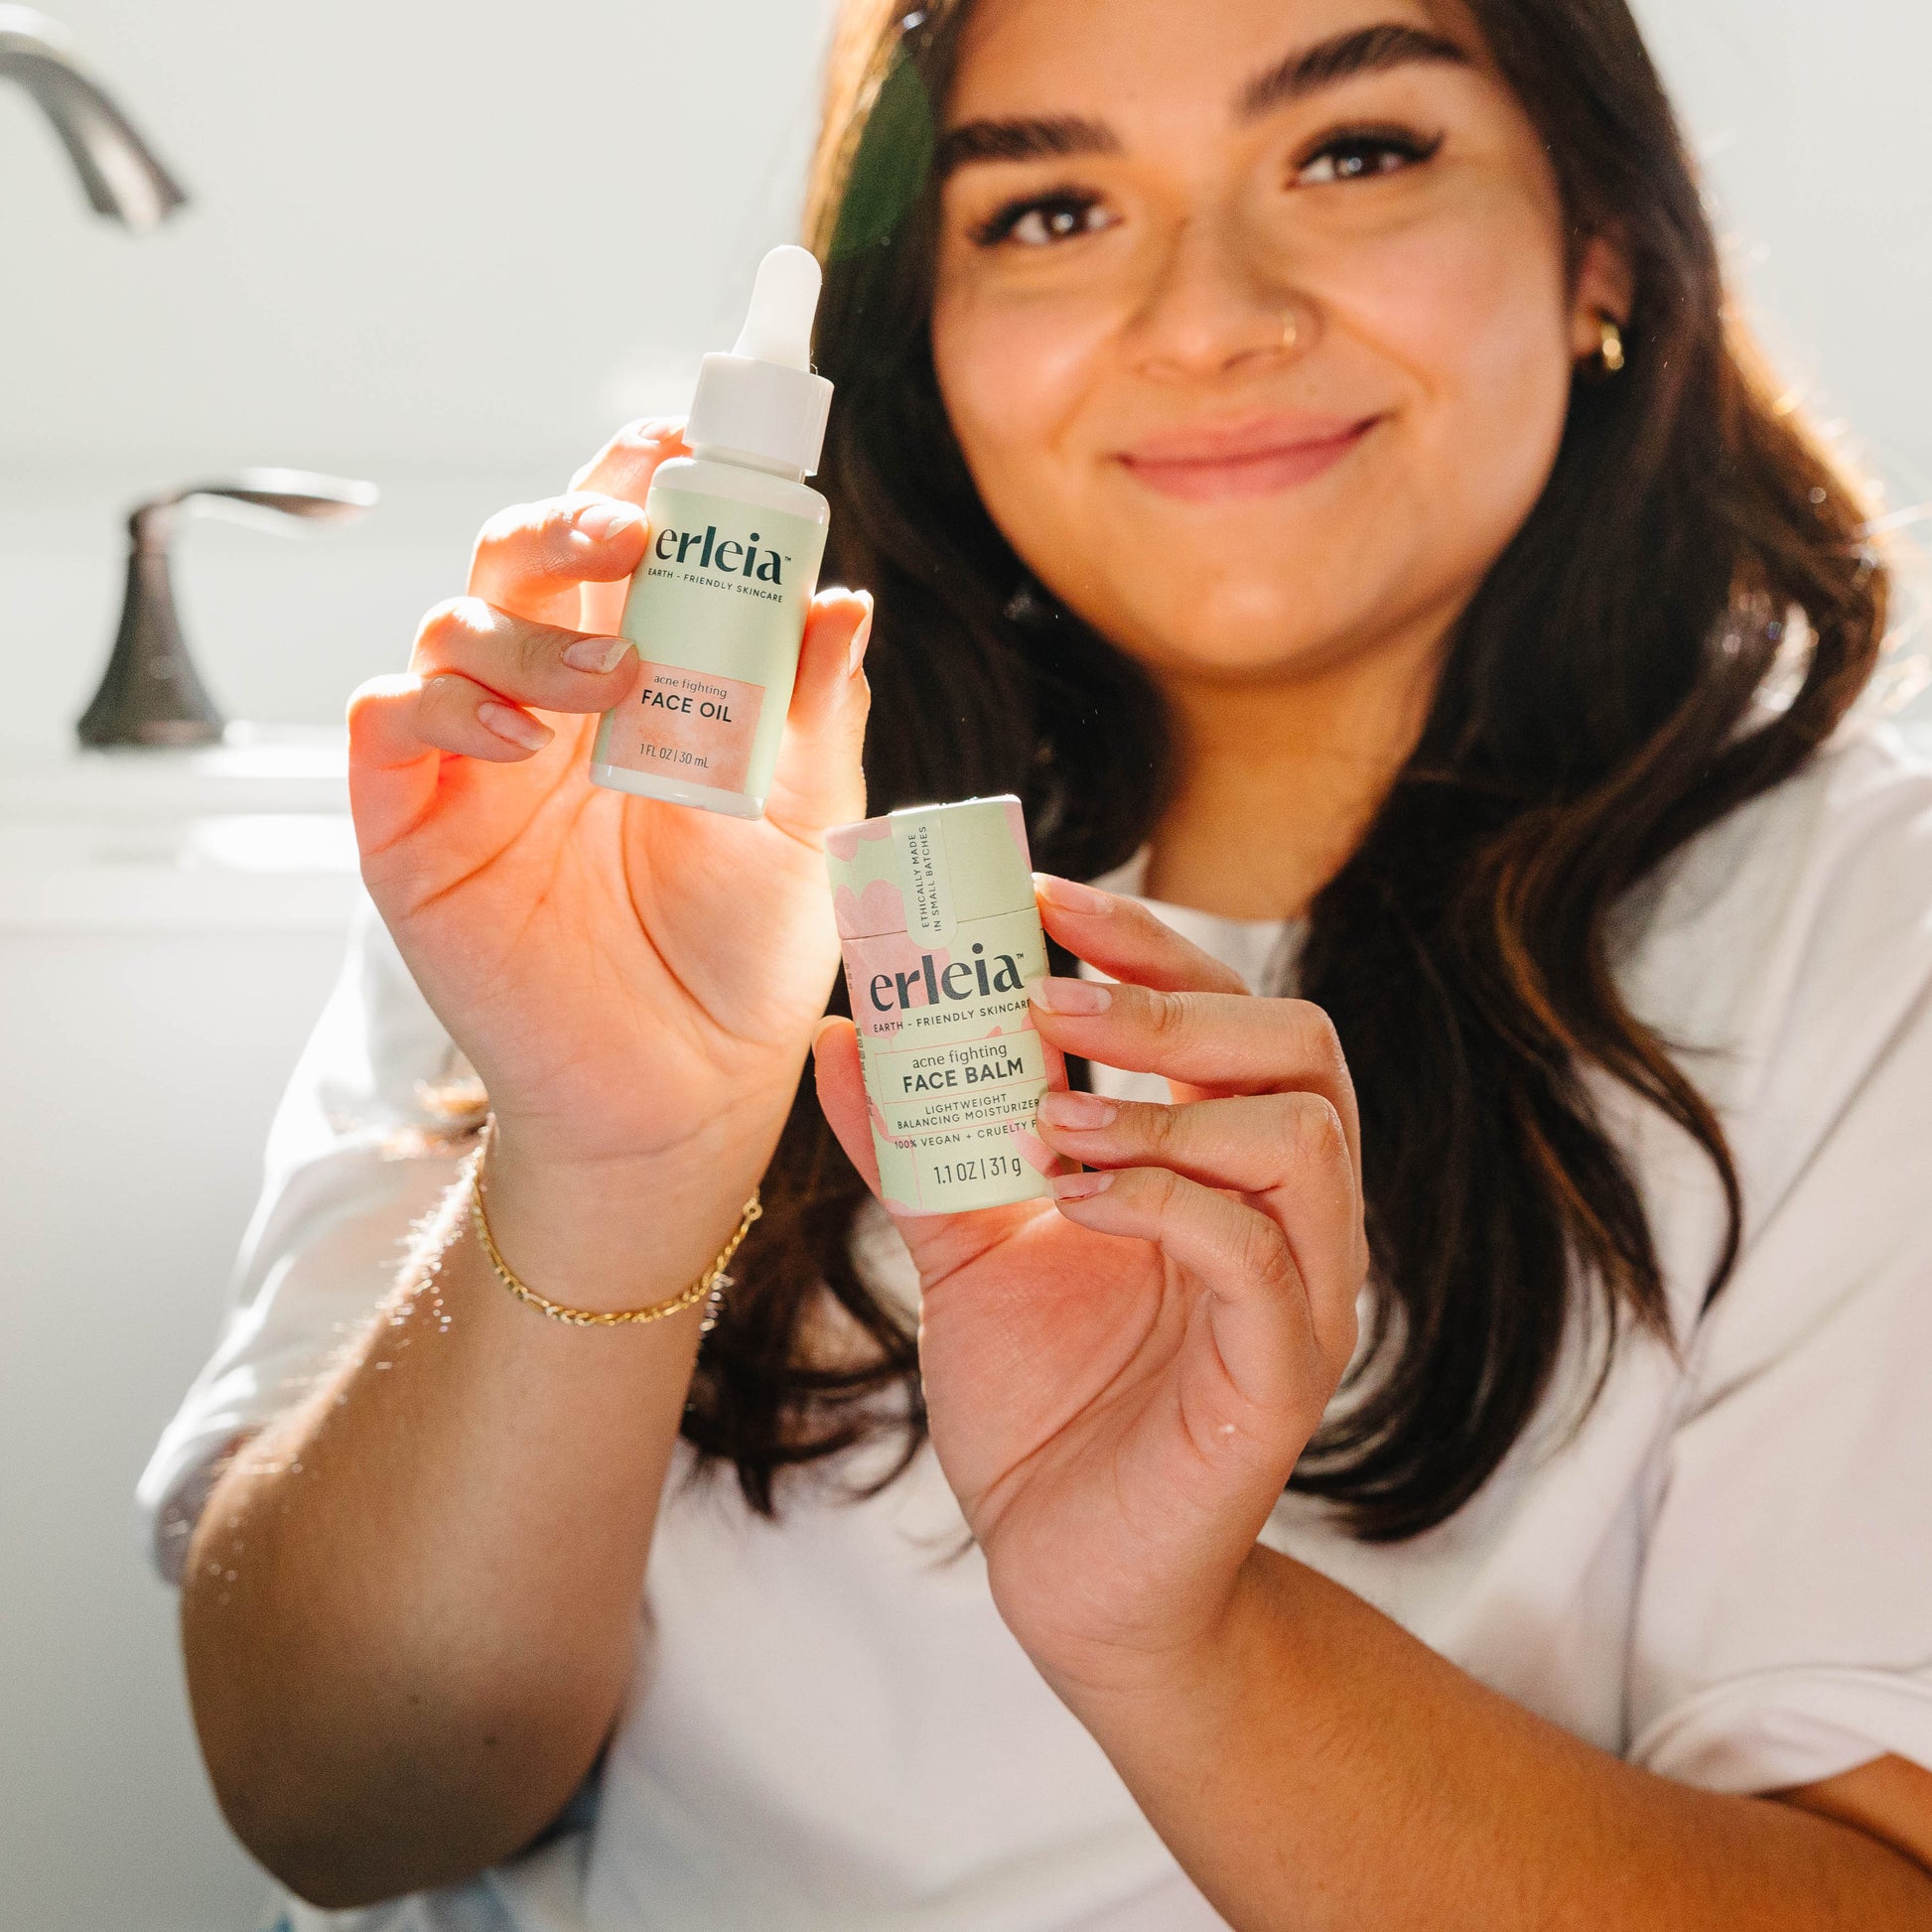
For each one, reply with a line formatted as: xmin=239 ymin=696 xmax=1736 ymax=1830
xmin=937 ymin=115 xmax=1119 ymax=181
xmin=938 ymin=23 xmax=1471 ymax=180
xmin=1236 ymin=24 xmax=1472 ymax=121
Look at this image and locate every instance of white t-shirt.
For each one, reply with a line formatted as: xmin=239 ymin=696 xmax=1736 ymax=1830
xmin=141 ymin=725 xmax=1932 ymax=1932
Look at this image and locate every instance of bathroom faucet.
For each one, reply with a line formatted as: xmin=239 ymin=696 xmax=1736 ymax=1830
xmin=0 ymin=6 xmax=187 ymax=230
xmin=77 ymin=474 xmax=379 ymax=749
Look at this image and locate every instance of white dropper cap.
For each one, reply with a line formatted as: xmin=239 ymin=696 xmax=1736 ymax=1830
xmin=685 ymin=245 xmax=836 ymax=480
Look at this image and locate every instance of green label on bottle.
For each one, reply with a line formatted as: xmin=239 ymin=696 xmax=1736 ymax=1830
xmin=593 ymin=485 xmax=827 ymax=803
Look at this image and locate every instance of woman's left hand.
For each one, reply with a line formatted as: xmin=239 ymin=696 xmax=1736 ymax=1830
xmin=814 ymin=878 xmax=1367 ymax=1701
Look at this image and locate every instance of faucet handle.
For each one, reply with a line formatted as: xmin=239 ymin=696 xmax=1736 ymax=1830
xmin=130 ymin=470 xmax=381 ymax=546
xmin=80 ymin=472 xmax=380 ymax=749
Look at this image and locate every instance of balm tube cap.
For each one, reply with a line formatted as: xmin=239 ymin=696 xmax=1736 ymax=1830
xmin=828 ymin=797 xmax=1038 ymax=942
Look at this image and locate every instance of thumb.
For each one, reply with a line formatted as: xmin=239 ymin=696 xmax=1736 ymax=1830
xmin=812 ymin=1017 xmax=881 ymax=1191
xmin=766 ymin=590 xmax=872 ymax=839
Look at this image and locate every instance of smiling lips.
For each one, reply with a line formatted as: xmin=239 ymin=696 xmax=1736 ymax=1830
xmin=1117 ymin=414 xmax=1382 ymax=501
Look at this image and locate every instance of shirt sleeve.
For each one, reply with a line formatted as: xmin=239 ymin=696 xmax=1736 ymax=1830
xmin=136 ymin=894 xmax=469 ymax=1584
xmin=1626 ymin=976 xmax=1932 ymax=1795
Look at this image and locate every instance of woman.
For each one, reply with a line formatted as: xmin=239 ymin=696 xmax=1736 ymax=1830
xmin=144 ymin=0 xmax=1932 ymax=1924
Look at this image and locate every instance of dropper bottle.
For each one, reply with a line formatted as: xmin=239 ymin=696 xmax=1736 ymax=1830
xmin=591 ymin=244 xmax=835 ymax=817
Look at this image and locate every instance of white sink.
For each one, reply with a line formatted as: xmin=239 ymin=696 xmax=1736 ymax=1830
xmin=0 ymin=724 xmax=360 ymax=933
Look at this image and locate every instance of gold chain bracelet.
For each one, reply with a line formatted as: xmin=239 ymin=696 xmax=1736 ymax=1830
xmin=467 ymin=1139 xmax=760 ymax=1330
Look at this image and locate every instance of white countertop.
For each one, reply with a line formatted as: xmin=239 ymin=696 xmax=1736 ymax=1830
xmin=0 ymin=725 xmax=360 ymax=935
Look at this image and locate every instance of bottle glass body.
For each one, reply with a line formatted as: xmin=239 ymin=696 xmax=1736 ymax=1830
xmin=590 ymin=454 xmax=830 ymax=818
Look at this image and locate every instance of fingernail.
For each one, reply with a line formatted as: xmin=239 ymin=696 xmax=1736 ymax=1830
xmin=477 ymin=701 xmax=553 ymax=752
xmin=848 ymin=591 xmax=875 ymax=678
xmin=1032 ymin=976 xmax=1112 ymax=1016
xmin=574 ymin=499 xmax=645 ymax=543
xmin=563 ymin=635 xmax=632 ymax=673
xmin=1052 ymin=1170 xmax=1114 ymax=1201
xmin=1037 ymin=1090 xmax=1119 ymax=1131
xmin=1035 ymin=875 xmax=1113 ymax=915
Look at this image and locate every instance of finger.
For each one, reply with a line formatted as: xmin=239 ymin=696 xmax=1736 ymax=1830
xmin=469 ymin=493 xmax=650 ymax=621
xmin=1036 ymin=1089 xmax=1351 ymax=1203
xmin=1048 ymin=1166 xmax=1331 ymax=1444
xmin=1034 ymin=876 xmax=1251 ymax=997
xmin=360 ymin=669 xmax=554 ymax=763
xmin=766 ymin=589 xmax=874 ymax=839
xmin=411 ymin=596 xmax=640 ymax=716
xmin=571 ymin=421 xmax=692 ymax=633
xmin=1036 ymin=1089 xmax=1365 ymax=1347
xmin=1028 ymin=980 xmax=1361 ymax=1188
xmin=570 ymin=418 xmax=690 ymax=501
xmin=347 ymin=673 xmax=445 ymax=854
xmin=346 ymin=670 xmax=556 ymax=863
xmin=812 ymin=1017 xmax=883 ymax=1193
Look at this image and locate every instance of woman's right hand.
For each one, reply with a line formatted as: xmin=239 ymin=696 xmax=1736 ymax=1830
xmin=182 ymin=429 xmax=868 ymax=1902
xmin=347 ymin=420 xmax=873 ymax=1191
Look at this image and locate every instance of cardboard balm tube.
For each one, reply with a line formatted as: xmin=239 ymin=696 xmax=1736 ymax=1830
xmin=827 ymin=796 xmax=1074 ymax=1215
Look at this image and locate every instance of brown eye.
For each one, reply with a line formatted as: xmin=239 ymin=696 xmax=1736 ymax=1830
xmin=1295 ymin=128 xmax=1443 ymax=187
xmin=974 ymin=193 xmax=1115 ymax=248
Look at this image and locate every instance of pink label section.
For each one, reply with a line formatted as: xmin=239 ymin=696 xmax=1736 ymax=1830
xmin=824 ymin=816 xmax=893 ymax=870
xmin=604 ymin=663 xmax=764 ymax=792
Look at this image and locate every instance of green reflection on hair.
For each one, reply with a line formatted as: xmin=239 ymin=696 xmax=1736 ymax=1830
xmin=829 ymin=49 xmax=938 ymax=262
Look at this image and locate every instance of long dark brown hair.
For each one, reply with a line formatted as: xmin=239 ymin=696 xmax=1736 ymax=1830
xmin=680 ymin=0 xmax=1889 ymax=1539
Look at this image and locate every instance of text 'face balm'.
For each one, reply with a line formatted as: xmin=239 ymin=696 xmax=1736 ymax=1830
xmin=828 ymin=797 xmax=1074 ymax=1216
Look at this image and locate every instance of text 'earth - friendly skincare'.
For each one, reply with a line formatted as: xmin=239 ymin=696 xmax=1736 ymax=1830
xmin=591 ymin=245 xmax=833 ymax=817
xmin=828 ymin=797 xmax=1074 ymax=1216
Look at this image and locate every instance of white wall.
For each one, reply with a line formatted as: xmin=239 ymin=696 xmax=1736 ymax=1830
xmin=0 ymin=0 xmax=840 ymax=745
xmin=1631 ymin=0 xmax=1932 ymax=512
xmin=0 ymin=0 xmax=841 ymax=474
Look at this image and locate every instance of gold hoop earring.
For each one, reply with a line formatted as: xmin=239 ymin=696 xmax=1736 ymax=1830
xmin=1597 ymin=315 xmax=1626 ymax=374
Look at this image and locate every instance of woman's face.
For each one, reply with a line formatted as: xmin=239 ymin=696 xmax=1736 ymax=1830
xmin=931 ymin=0 xmax=1625 ymax=686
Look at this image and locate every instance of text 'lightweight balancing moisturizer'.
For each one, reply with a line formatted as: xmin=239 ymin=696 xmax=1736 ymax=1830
xmin=827 ymin=797 xmax=1076 ymax=1216
xmin=590 ymin=245 xmax=833 ymax=816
